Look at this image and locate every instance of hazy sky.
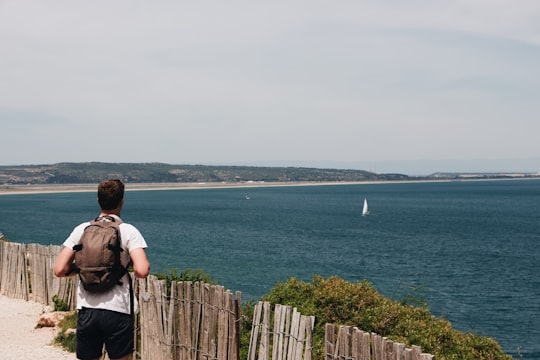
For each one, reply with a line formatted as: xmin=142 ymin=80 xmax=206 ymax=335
xmin=1 ymin=1 xmax=539 ymax=173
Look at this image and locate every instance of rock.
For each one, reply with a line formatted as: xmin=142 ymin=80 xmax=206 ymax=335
xmin=36 ymin=316 xmax=56 ymax=328
xmin=36 ymin=311 xmax=69 ymax=328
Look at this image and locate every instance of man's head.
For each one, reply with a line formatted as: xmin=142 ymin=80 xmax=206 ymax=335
xmin=97 ymin=179 xmax=125 ymax=211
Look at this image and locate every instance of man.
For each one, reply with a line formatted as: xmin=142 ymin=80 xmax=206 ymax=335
xmin=54 ymin=179 xmax=150 ymax=360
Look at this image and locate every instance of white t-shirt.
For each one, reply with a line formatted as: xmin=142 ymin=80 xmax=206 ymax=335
xmin=63 ymin=214 xmax=148 ymax=315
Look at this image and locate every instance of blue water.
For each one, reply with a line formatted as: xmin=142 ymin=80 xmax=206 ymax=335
xmin=1 ymin=179 xmax=539 ymax=359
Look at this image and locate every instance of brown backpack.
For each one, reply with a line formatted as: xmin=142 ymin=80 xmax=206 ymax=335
xmin=72 ymin=216 xmax=127 ymax=293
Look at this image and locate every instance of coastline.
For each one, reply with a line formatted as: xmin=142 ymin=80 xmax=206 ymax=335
xmin=1 ymin=177 xmax=537 ymax=196
xmin=0 ymin=180 xmax=399 ymax=195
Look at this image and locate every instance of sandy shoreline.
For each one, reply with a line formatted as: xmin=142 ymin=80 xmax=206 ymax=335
xmin=1 ymin=177 xmax=537 ymax=196
xmin=0 ymin=180 xmax=387 ymax=195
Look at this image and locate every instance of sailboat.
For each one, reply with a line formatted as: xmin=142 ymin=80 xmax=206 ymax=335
xmin=362 ymin=197 xmax=369 ymax=216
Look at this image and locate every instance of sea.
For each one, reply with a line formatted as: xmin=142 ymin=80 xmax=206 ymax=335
xmin=1 ymin=179 xmax=539 ymax=359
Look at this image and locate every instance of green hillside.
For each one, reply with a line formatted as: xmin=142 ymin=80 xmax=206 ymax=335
xmin=0 ymin=162 xmax=409 ymax=184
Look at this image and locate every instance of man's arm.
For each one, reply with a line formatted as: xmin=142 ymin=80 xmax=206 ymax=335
xmin=54 ymin=246 xmax=76 ymax=277
xmin=130 ymin=248 xmax=150 ymax=278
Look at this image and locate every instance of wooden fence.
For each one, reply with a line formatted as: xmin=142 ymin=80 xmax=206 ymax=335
xmin=248 ymin=301 xmax=315 ymax=360
xmin=325 ymin=324 xmax=434 ymax=360
xmin=27 ymin=243 xmax=77 ymax=308
xmin=0 ymin=241 xmax=434 ymax=360
xmin=0 ymin=241 xmax=76 ymax=307
xmin=137 ymin=275 xmax=242 ymax=360
xmin=0 ymin=241 xmax=28 ymax=300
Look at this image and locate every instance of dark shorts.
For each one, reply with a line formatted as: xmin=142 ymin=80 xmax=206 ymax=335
xmin=76 ymin=307 xmax=134 ymax=360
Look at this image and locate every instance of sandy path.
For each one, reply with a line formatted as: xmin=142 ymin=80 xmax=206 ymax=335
xmin=0 ymin=295 xmax=76 ymax=360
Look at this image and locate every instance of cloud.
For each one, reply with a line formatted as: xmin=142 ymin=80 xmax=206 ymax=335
xmin=1 ymin=1 xmax=539 ymax=171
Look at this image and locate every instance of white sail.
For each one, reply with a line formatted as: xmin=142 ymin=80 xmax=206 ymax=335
xmin=362 ymin=197 xmax=369 ymax=216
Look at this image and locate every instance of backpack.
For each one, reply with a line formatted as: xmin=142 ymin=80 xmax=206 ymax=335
xmin=72 ymin=216 xmax=128 ymax=293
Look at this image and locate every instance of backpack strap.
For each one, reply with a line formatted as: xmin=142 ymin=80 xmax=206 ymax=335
xmin=72 ymin=217 xmax=124 ymax=253
xmin=95 ymin=215 xmax=123 ymax=224
xmin=127 ymin=272 xmax=134 ymax=316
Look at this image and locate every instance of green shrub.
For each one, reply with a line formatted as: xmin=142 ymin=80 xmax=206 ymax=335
xmin=155 ymin=268 xmax=215 ymax=289
xmin=258 ymin=275 xmax=512 ymax=360
xmin=54 ymin=311 xmax=77 ymax=353
xmin=52 ymin=295 xmax=70 ymax=311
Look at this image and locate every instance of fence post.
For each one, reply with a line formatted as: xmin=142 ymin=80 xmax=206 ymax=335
xmin=325 ymin=323 xmax=334 ymax=360
xmin=0 ymin=242 xmax=28 ymax=300
xmin=324 ymin=325 xmax=434 ymax=360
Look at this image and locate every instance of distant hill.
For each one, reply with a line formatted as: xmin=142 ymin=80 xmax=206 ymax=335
xmin=0 ymin=162 xmax=410 ymax=185
xmin=1 ymin=163 xmax=536 ymax=185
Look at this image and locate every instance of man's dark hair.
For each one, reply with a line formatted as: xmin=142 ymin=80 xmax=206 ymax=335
xmin=97 ymin=179 xmax=125 ymax=210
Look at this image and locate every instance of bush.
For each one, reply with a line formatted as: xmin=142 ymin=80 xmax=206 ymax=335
xmin=155 ymin=268 xmax=215 ymax=290
xmin=52 ymin=295 xmax=70 ymax=311
xmin=54 ymin=311 xmax=77 ymax=353
xmin=257 ymin=275 xmax=512 ymax=360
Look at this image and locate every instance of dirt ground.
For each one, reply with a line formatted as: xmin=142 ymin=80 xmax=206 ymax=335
xmin=0 ymin=295 xmax=76 ymax=360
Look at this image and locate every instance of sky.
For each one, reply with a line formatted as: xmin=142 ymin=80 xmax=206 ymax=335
xmin=1 ymin=1 xmax=539 ymax=175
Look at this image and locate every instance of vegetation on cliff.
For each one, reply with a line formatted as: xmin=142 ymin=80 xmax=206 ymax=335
xmin=242 ymin=275 xmax=512 ymax=360
xmin=1 ymin=162 xmax=535 ymax=186
xmin=52 ymin=271 xmax=511 ymax=359
xmin=0 ymin=162 xmax=403 ymax=185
